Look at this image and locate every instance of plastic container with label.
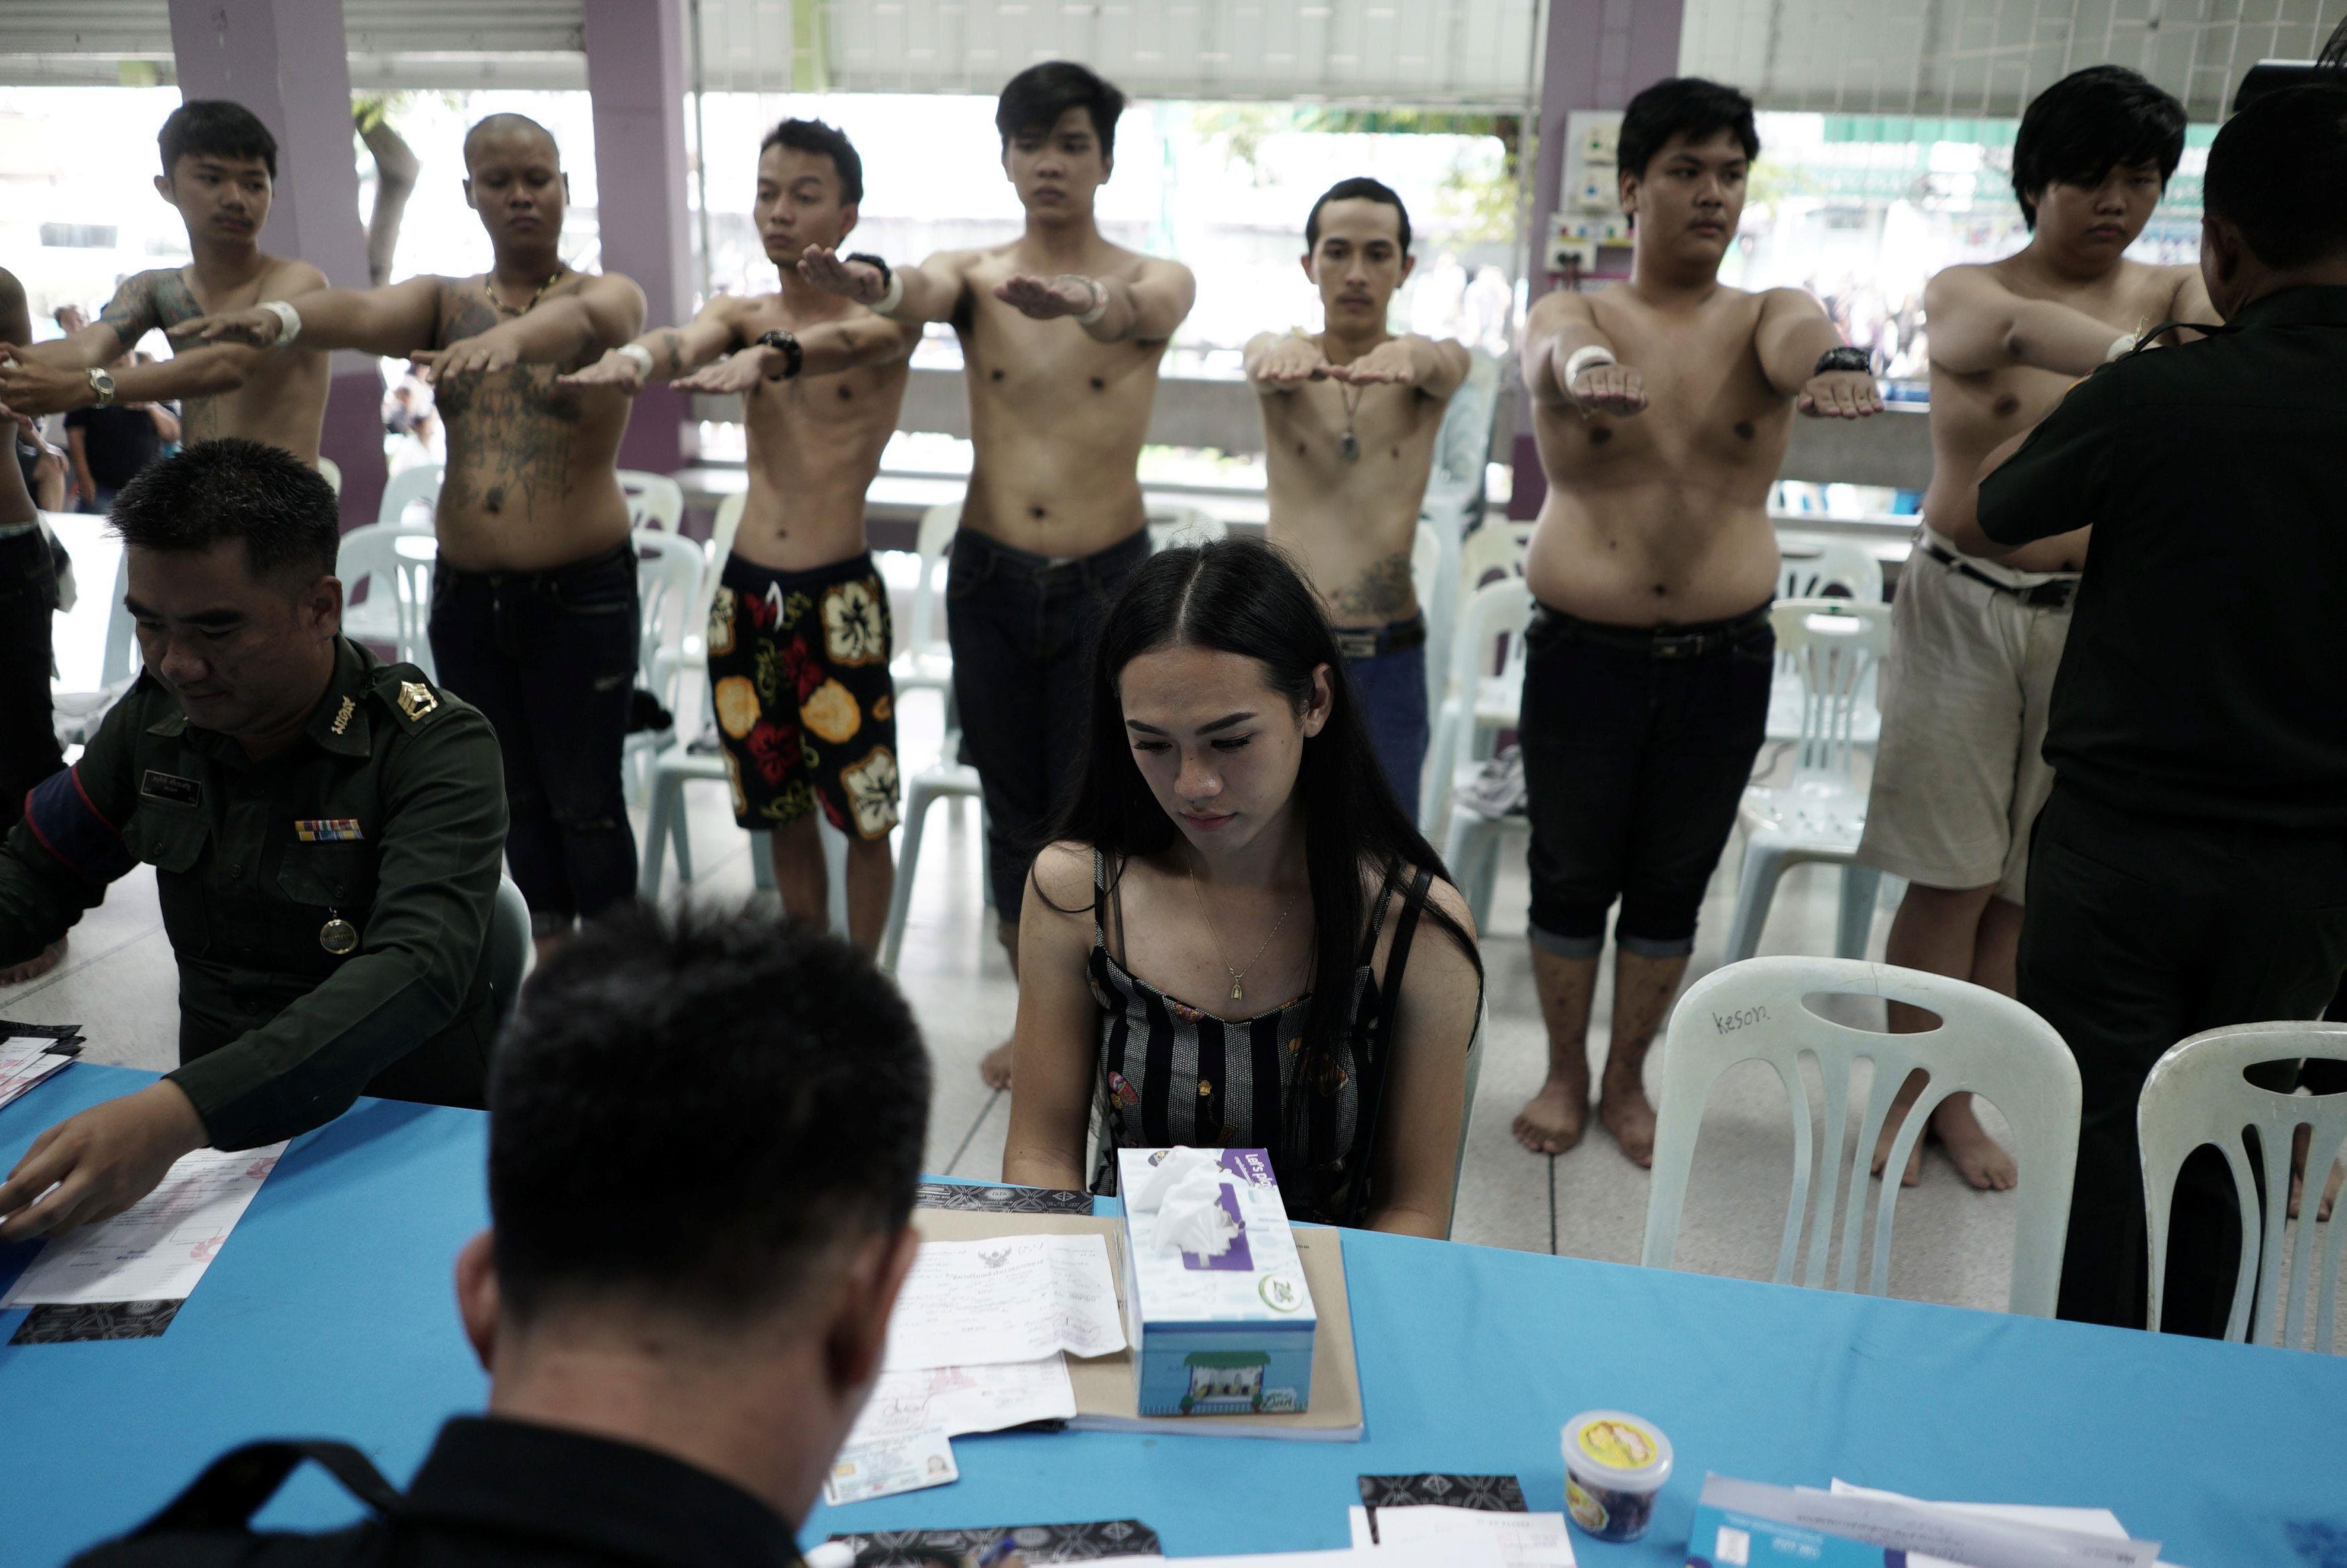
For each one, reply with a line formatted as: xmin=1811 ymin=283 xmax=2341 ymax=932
xmin=1560 ymin=1409 xmax=1674 ymax=1543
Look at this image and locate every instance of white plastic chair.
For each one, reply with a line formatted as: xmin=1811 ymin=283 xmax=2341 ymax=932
xmin=375 ymin=463 xmax=441 ymax=529
xmin=891 ymin=501 xmax=961 ymax=705
xmin=2140 ymin=1022 xmax=2347 ymax=1350
xmin=1723 ymin=600 xmax=1888 ymax=963
xmin=100 ymin=545 xmax=139 ymax=689
xmin=1642 ymin=957 xmax=2081 ymax=1316
xmin=618 ymin=470 xmax=685 ymax=533
xmin=317 ymin=455 xmax=341 ymax=496
xmin=1770 ymin=534 xmax=1884 ymax=747
xmin=337 ymin=524 xmax=437 ymax=678
xmin=624 ymin=529 xmax=709 ymax=806
xmin=1457 ymin=518 xmax=1534 ymax=596
xmin=1431 ymin=577 xmax=1535 ymax=920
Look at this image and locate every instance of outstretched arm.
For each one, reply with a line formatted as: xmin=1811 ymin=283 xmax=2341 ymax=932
xmin=172 ymin=276 xmax=447 ymax=359
xmin=1332 ymin=333 xmax=1472 ymax=397
xmin=1245 ymin=330 xmax=1331 ymax=393
xmin=416 ymin=274 xmax=648 ymax=381
xmin=800 ymin=247 xmax=968 ymax=326
xmin=1756 ymin=288 xmax=1883 ymax=417
xmin=1923 ymin=265 xmax=2140 ymax=377
xmin=1520 ymin=288 xmax=1644 ymax=416
xmin=563 ymin=298 xmax=745 ymax=390
xmin=1 ymin=268 xmax=191 ymax=416
xmin=995 ymin=257 xmax=1196 ymax=345
xmin=672 ymin=314 xmax=923 ymax=395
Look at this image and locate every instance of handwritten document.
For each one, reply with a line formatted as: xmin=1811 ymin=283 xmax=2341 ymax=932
xmin=0 ymin=1036 xmax=76 ymax=1114
xmin=882 ymin=1233 xmax=1127 ymax=1372
xmin=852 ymin=1357 xmax=1078 ymax=1445
xmin=1351 ymin=1508 xmax=1571 ymax=1568
xmin=2 ymin=1142 xmax=288 ymax=1306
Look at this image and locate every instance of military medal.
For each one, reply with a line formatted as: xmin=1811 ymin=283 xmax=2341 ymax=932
xmin=321 ymin=912 xmax=359 ymax=955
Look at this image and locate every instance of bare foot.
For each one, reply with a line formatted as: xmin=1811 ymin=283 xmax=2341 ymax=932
xmin=979 ymin=1039 xmax=1014 ymax=1091
xmin=2289 ymin=1123 xmax=2344 ymax=1222
xmin=1870 ymin=1070 xmax=1930 ymax=1189
xmin=1931 ymin=1093 xmax=2018 ymax=1191
xmin=1597 ymin=1073 xmax=1657 ymax=1168
xmin=1511 ymin=1076 xmax=1589 ymax=1154
xmin=0 ymin=938 xmax=65 ymax=985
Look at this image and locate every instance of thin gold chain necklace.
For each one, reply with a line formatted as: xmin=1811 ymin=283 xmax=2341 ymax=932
xmin=490 ymin=263 xmax=567 ymax=316
xmin=1188 ymin=865 xmax=1300 ymax=1002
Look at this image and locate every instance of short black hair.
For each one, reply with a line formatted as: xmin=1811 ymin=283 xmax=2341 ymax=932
xmin=158 ymin=100 xmax=277 ymax=180
xmin=463 ymin=112 xmax=559 ymax=170
xmin=996 ymin=60 xmax=1125 ymax=162
xmin=2205 ymin=84 xmax=2347 ymax=269
xmin=760 ymin=117 xmax=864 ymax=206
xmin=1617 ymin=77 xmax=1760 ymax=184
xmin=488 ymin=901 xmax=931 ymax=1325
xmin=109 ymin=439 xmax=337 ymax=584
xmin=2010 ymin=66 xmax=2185 ymax=230
xmin=1306 ymin=177 xmax=1413 ymax=255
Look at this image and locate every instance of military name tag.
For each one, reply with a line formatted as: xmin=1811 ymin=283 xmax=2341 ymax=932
xmin=320 ymin=918 xmax=359 ymax=955
xmin=293 ymin=819 xmax=365 ymax=843
xmin=139 ymin=770 xmax=201 ymax=807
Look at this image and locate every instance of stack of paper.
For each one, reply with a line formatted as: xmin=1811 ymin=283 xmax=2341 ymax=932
xmin=0 ymin=1032 xmax=80 ymax=1114
xmin=2 ymin=1142 xmax=288 ymax=1309
xmin=1685 ymin=1477 xmax=2164 ymax=1568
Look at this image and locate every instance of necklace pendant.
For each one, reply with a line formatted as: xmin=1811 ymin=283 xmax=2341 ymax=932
xmin=1339 ymin=430 xmax=1361 ymax=463
xmin=1231 ymin=981 xmax=1245 ymax=1002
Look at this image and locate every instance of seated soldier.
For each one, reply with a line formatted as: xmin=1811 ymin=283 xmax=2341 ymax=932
xmin=67 ymin=902 xmax=931 ymax=1567
xmin=0 ymin=440 xmax=506 ymax=1241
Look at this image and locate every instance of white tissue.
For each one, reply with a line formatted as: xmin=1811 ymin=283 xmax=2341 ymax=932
xmin=1151 ymin=1164 xmax=1243 ymax=1258
xmin=1129 ymin=1146 xmax=1224 ymax=1212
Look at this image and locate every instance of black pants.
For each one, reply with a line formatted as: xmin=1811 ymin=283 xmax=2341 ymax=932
xmin=946 ymin=528 xmax=1150 ymax=918
xmin=0 ymin=528 xmax=63 ymax=830
xmin=429 ymin=541 xmax=640 ymax=932
xmin=1518 ymin=603 xmax=1775 ymax=958
xmin=2020 ymin=783 xmax=2347 ymax=1334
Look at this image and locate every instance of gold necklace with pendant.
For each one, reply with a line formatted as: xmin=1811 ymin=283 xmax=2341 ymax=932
xmin=490 ymin=263 xmax=568 ymax=316
xmin=1189 ymin=865 xmax=1300 ymax=1003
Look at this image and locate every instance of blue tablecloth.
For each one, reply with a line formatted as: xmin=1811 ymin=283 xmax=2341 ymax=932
xmin=4 ymin=1064 xmax=2343 ymax=1568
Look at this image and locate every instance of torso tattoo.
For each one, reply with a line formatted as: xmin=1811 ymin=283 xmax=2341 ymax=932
xmin=429 ymin=288 xmax=587 ymax=518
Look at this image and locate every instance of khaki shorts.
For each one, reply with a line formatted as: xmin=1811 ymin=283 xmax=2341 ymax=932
xmin=1857 ymin=528 xmax=2075 ymax=904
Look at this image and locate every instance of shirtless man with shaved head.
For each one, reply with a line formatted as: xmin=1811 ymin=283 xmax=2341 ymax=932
xmin=179 ymin=113 xmax=648 ymax=961
xmin=803 ymin=60 xmax=1196 ymax=1087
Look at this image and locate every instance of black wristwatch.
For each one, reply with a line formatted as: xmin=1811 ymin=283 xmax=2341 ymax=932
xmin=756 ymin=330 xmax=804 ymax=381
xmin=846 ymin=252 xmax=893 ymax=291
xmin=1813 ymin=346 xmax=1871 ymax=375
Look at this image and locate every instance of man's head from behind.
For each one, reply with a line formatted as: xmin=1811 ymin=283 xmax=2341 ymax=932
xmin=1617 ymin=78 xmax=1760 ymax=265
xmin=996 ymin=61 xmax=1125 ymax=219
xmin=156 ymin=101 xmax=276 ymax=245
xmin=758 ymin=119 xmax=864 ymax=265
xmin=2201 ymin=85 xmax=2347 ymax=318
xmin=463 ymin=113 xmax=567 ymax=252
xmin=111 ymin=440 xmax=341 ymax=738
xmin=2011 ymin=66 xmax=2183 ymax=257
xmin=461 ymin=902 xmax=931 ymax=1518
xmin=1304 ymin=178 xmax=1414 ymax=333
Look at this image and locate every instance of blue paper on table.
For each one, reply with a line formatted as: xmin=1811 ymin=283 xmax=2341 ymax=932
xmin=1684 ymin=1496 xmax=1904 ymax=1567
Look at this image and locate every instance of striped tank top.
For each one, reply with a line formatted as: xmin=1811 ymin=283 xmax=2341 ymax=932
xmin=1085 ymin=849 xmax=1434 ymax=1227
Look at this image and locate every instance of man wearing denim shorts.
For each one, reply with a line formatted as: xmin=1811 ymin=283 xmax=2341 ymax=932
xmin=802 ymin=62 xmax=1196 ymax=1087
xmin=1510 ymin=78 xmax=1882 ymax=1165
xmin=1248 ymin=178 xmax=1470 ymax=818
xmin=1857 ymin=67 xmax=2211 ymax=1191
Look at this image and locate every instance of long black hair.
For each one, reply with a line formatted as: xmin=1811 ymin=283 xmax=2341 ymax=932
xmin=1042 ymin=536 xmax=1480 ymax=1089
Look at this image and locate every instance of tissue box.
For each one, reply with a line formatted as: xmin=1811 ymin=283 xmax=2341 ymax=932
xmin=1116 ymin=1148 xmax=1317 ymax=1417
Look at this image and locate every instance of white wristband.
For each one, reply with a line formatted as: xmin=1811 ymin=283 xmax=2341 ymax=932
xmin=1562 ymin=345 xmax=1615 ymax=385
xmin=2104 ymin=330 xmax=2136 ymax=362
xmin=1076 ymin=277 xmax=1109 ymax=326
xmin=259 ymin=299 xmax=302 ymax=346
xmin=616 ymin=343 xmax=655 ymax=378
xmin=873 ymin=270 xmax=906 ymax=317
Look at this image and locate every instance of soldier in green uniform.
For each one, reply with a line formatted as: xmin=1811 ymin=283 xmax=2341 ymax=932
xmin=0 ymin=439 xmax=507 ymax=1240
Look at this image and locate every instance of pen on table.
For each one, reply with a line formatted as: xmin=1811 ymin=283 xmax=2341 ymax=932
xmin=973 ymin=1533 xmax=1019 ymax=1568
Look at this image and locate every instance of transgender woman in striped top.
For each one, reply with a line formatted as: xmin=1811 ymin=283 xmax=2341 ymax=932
xmin=1000 ymin=537 xmax=1483 ymax=1236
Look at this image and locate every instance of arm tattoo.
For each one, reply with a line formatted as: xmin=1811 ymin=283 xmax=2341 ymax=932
xmin=97 ymin=272 xmax=166 ymax=344
xmin=662 ymin=330 xmax=685 ymax=375
xmin=1328 ymin=552 xmax=1416 ymax=623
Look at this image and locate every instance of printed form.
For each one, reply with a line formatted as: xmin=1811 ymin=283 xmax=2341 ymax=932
xmin=3 ymin=1142 xmax=289 ymax=1306
xmin=882 ymin=1233 xmax=1126 ymax=1372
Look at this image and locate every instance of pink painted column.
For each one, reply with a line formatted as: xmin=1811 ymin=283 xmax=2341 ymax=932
xmin=168 ymin=0 xmax=388 ymax=531
xmin=583 ymin=0 xmax=695 ymax=475
xmin=1509 ymin=0 xmax=1686 ymax=519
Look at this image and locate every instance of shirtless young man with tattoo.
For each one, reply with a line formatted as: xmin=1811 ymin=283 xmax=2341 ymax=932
xmin=1247 ymin=178 xmax=1470 ymax=817
xmin=0 ymin=102 xmax=329 ymax=464
xmin=177 ymin=115 xmax=648 ymax=962
xmin=562 ymin=119 xmax=919 ymax=951
xmin=1859 ymin=67 xmax=2212 ymax=1190
xmin=801 ymin=61 xmax=1196 ymax=1087
xmin=1510 ymin=78 xmax=1882 ymax=1164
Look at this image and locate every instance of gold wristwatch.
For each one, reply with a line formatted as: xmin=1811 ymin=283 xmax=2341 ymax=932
xmin=86 ymin=367 xmax=117 ymax=409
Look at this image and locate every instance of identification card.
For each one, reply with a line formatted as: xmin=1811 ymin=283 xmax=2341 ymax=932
xmin=821 ymin=1425 xmax=958 ymax=1506
xmin=293 ymin=819 xmax=365 ymax=843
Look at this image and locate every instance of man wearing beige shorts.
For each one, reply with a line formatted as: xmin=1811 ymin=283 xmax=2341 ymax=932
xmin=1859 ymin=65 xmax=2212 ymax=1189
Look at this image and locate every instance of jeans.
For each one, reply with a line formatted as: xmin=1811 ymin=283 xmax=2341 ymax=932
xmin=2020 ymin=782 xmax=2347 ymax=1333
xmin=1518 ymin=603 xmax=1774 ymax=958
xmin=428 ymin=541 xmax=640 ymax=932
xmin=1344 ymin=642 xmax=1429 ymax=820
xmin=946 ymin=528 xmax=1151 ymax=917
xmin=0 ymin=528 xmax=63 ymax=829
